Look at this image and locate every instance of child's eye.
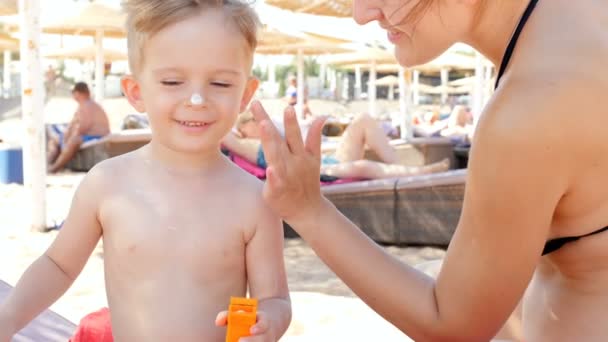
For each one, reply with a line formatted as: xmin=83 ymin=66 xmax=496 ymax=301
xmin=211 ymin=82 xmax=231 ymax=88
xmin=161 ymin=81 xmax=182 ymax=86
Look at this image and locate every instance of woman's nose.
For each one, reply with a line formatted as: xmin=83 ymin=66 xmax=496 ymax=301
xmin=352 ymin=0 xmax=384 ymax=25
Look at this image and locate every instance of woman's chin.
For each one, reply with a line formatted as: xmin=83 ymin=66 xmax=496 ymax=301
xmin=394 ymin=46 xmax=447 ymax=69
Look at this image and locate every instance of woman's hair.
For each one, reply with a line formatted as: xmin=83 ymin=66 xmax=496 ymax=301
xmin=123 ymin=0 xmax=260 ymax=74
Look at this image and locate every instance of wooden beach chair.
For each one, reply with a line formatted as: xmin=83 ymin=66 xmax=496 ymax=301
xmin=285 ymin=169 xmax=466 ymax=247
xmin=67 ymin=128 xmax=152 ymax=171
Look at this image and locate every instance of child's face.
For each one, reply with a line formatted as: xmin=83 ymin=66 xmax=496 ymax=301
xmin=123 ymin=9 xmax=258 ymax=154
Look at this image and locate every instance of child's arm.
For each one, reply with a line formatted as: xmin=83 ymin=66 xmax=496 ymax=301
xmin=244 ymin=203 xmax=291 ymax=341
xmin=0 ymin=167 xmax=106 ymax=338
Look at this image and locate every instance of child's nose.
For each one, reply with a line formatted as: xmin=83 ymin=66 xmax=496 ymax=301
xmin=185 ymin=89 xmax=207 ymax=109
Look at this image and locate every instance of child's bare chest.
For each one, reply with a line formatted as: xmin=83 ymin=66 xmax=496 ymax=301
xmin=99 ymin=185 xmax=247 ymax=280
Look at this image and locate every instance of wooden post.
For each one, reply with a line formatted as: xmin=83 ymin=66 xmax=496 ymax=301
xmin=472 ymin=51 xmax=485 ymax=127
xmin=19 ymin=0 xmax=46 ymax=231
xmin=398 ymin=67 xmax=413 ymax=140
xmin=354 ymin=65 xmax=362 ymax=100
xmin=368 ymin=59 xmax=377 ymax=117
xmin=3 ymin=50 xmax=11 ymax=98
xmin=94 ymin=29 xmax=105 ymax=101
xmin=412 ymin=69 xmax=420 ymax=106
xmin=295 ymin=48 xmax=304 ymax=119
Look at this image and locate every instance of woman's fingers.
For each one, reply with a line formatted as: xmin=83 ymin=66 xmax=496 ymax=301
xmin=250 ymin=100 xmax=272 ymax=123
xmin=283 ymin=106 xmax=305 ymax=154
xmin=305 ymin=116 xmax=327 ymax=159
xmin=259 ymin=120 xmax=289 ymax=177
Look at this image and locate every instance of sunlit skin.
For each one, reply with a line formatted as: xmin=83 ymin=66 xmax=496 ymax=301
xmin=252 ymin=0 xmax=608 ymax=340
xmin=0 ymin=8 xmax=290 ymax=342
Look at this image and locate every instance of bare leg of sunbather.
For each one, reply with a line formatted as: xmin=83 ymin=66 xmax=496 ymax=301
xmin=48 ymin=134 xmax=82 ymax=173
xmin=221 ymin=132 xmax=261 ymax=163
xmin=320 ymin=158 xmax=450 ymax=179
xmin=46 ymin=136 xmax=60 ymax=166
xmin=335 ymin=113 xmax=398 ymax=164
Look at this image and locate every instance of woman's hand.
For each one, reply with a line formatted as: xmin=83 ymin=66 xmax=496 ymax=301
xmin=250 ymin=101 xmax=327 ymax=225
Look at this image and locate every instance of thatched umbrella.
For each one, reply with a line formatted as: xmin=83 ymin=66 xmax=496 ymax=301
xmin=45 ymin=45 xmax=127 ymax=62
xmin=0 ymin=0 xmax=16 ymax=16
xmin=265 ymin=0 xmax=352 ymax=17
xmin=322 ymin=47 xmax=396 ymax=116
xmin=0 ymin=31 xmax=17 ymax=50
xmin=43 ymin=3 xmax=126 ymax=101
xmin=257 ymin=27 xmax=353 ymax=118
xmin=374 ymin=74 xmax=399 ymax=100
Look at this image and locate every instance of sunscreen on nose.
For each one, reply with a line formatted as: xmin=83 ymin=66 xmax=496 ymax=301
xmin=190 ymin=93 xmax=204 ymax=105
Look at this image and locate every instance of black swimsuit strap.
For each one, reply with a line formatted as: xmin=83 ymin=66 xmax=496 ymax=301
xmin=542 ymin=226 xmax=608 ymax=256
xmin=494 ymin=0 xmax=539 ymax=89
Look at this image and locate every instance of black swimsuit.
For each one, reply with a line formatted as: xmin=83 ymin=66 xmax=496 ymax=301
xmin=495 ymin=0 xmax=608 ymax=256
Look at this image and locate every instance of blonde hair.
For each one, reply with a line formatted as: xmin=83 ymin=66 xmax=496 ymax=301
xmin=123 ymin=0 xmax=261 ymax=74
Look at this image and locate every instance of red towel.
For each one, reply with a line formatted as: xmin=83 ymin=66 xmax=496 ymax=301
xmin=69 ymin=307 xmax=113 ymax=342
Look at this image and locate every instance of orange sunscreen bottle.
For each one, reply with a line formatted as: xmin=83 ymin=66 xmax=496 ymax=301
xmin=225 ymin=297 xmax=258 ymax=342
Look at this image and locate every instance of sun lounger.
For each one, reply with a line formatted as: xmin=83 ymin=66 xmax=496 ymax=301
xmin=0 ymin=279 xmax=76 ymax=341
xmin=285 ymin=169 xmax=466 ymax=246
xmin=67 ymin=128 xmax=152 ymax=171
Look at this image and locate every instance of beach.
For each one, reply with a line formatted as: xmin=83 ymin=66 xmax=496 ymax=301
xmin=0 ymin=95 xmax=446 ymax=341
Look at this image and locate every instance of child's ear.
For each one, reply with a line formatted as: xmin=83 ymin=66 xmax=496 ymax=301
xmin=239 ymin=77 xmax=259 ymax=113
xmin=121 ymin=75 xmax=146 ymax=113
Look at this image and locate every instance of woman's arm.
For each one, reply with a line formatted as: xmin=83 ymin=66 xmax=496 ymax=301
xmin=250 ymin=80 xmax=570 ymax=340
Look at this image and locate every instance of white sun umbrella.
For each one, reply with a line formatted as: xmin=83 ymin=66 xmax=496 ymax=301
xmin=265 ymin=0 xmax=352 ymax=17
xmin=416 ymin=51 xmax=478 ymax=105
xmin=18 ymin=0 xmax=46 ymax=231
xmin=257 ymin=28 xmax=353 ymax=119
xmin=43 ymin=3 xmax=126 ymax=101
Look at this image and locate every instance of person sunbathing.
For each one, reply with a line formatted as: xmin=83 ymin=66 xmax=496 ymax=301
xmin=223 ymin=111 xmax=449 ymax=180
xmin=46 ymin=82 xmax=110 ymax=173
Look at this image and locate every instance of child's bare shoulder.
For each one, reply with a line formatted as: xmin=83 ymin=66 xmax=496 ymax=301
xmin=81 ymin=149 xmax=146 ymax=193
xmin=222 ymin=161 xmax=275 ymax=214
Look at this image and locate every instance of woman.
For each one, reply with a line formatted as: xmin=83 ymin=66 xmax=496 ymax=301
xmin=223 ymin=111 xmax=449 ymax=180
xmin=251 ymin=0 xmax=608 ymax=341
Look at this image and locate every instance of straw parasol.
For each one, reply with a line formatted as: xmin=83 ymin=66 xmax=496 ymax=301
xmin=321 ymin=47 xmax=396 ymax=116
xmin=45 ymin=45 xmax=127 ymax=62
xmin=0 ymin=0 xmax=16 ymax=16
xmin=449 ymin=76 xmax=475 ymax=87
xmin=265 ymin=0 xmax=352 ymax=17
xmin=415 ymin=51 xmax=477 ymax=73
xmin=43 ymin=3 xmax=126 ymax=101
xmin=322 ymin=47 xmax=396 ymax=66
xmin=0 ymin=31 xmax=17 ymax=50
xmin=257 ymin=27 xmax=354 ymax=118
xmin=374 ymin=75 xmax=399 ymax=87
xmin=42 ymin=3 xmax=125 ymax=38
